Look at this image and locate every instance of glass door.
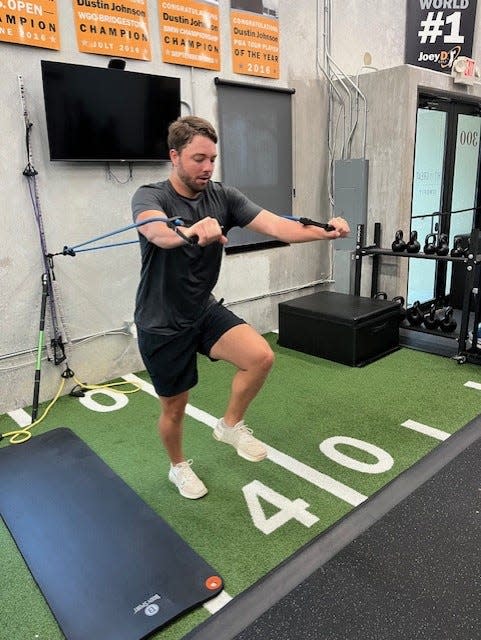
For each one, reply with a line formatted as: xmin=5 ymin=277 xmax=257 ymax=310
xmin=444 ymin=112 xmax=481 ymax=295
xmin=408 ymin=96 xmax=481 ymax=307
xmin=408 ymin=105 xmax=447 ymax=305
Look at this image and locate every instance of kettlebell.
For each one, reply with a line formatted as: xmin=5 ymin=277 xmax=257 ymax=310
xmin=436 ymin=233 xmax=449 ymax=256
xmin=450 ymin=237 xmax=465 ymax=258
xmin=392 ymin=295 xmax=406 ymax=321
xmin=439 ymin=306 xmax=457 ymax=333
xmin=373 ymin=291 xmax=388 ymax=300
xmin=406 ymin=300 xmax=424 ymax=326
xmin=423 ymin=304 xmax=439 ymax=331
xmin=424 ymin=233 xmax=437 ymax=254
xmin=391 ymin=230 xmax=407 ymax=252
xmin=406 ymin=230 xmax=421 ymax=253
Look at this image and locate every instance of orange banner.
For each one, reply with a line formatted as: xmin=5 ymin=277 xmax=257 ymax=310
xmin=72 ymin=0 xmax=151 ymax=60
xmin=0 ymin=0 xmax=60 ymax=50
xmin=231 ymin=9 xmax=279 ymax=79
xmin=159 ymin=0 xmax=220 ymax=71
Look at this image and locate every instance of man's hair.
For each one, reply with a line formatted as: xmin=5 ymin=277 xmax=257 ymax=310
xmin=167 ymin=116 xmax=218 ymax=152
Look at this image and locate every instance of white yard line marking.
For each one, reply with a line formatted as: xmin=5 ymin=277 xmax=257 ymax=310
xmin=123 ymin=373 xmax=367 ymax=507
xmin=401 ymin=419 xmax=450 ymax=441
xmin=264 ymin=446 xmax=366 ymax=505
xmin=464 ymin=381 xmax=481 ymax=391
xmin=7 ymin=409 xmax=32 ymax=428
xmin=203 ymin=590 xmax=233 ymax=614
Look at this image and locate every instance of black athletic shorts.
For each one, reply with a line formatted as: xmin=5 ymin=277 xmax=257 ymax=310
xmin=137 ymin=301 xmax=246 ymax=397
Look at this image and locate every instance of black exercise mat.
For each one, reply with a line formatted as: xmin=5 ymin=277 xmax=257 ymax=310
xmin=0 ymin=428 xmax=223 ymax=640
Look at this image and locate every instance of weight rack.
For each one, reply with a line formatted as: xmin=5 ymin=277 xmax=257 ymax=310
xmin=354 ymin=222 xmax=481 ymax=364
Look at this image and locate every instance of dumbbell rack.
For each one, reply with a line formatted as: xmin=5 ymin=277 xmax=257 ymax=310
xmin=353 ymin=222 xmax=481 ymax=364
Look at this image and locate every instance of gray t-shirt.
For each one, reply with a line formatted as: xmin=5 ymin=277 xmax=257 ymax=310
xmin=131 ymin=179 xmax=262 ymax=334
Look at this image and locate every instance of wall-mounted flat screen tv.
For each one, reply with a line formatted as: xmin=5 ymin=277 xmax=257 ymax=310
xmin=41 ymin=60 xmax=181 ymax=162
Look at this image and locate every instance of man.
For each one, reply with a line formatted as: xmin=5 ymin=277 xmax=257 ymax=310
xmin=132 ymin=115 xmax=349 ymax=499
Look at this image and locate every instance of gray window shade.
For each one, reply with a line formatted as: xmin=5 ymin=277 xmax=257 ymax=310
xmin=215 ymin=79 xmax=294 ymax=252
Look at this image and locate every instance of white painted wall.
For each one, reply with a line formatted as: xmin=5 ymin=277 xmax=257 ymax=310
xmin=330 ymin=0 xmax=407 ymax=74
xmin=1 ymin=0 xmax=480 ymax=413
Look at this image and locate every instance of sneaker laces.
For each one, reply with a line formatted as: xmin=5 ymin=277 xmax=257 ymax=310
xmin=175 ymin=459 xmax=196 ymax=486
xmin=234 ymin=422 xmax=256 ymax=442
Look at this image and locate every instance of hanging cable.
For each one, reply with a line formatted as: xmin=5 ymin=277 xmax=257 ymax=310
xmin=105 ymin=162 xmax=133 ymax=184
xmin=18 ymin=75 xmax=71 ymax=367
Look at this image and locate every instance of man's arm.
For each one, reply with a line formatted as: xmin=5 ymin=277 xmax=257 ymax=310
xmin=136 ymin=210 xmax=186 ymax=248
xmin=246 ymin=210 xmax=349 ymax=242
xmin=136 ymin=210 xmax=227 ymax=248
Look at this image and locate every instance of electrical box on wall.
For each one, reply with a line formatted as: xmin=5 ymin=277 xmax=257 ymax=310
xmin=451 ymin=56 xmax=480 ymax=86
xmin=334 ymin=159 xmax=369 ymax=251
xmin=333 ymin=159 xmax=369 ymax=294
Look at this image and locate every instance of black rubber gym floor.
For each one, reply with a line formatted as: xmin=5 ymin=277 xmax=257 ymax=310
xmin=185 ymin=412 xmax=481 ymax=640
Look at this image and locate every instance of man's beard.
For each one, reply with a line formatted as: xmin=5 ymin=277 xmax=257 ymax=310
xmin=178 ymin=165 xmax=210 ymax=195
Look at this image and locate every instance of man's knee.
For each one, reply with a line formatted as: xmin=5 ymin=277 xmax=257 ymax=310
xmin=254 ymin=343 xmax=275 ymax=374
xmin=160 ymin=392 xmax=188 ymax=422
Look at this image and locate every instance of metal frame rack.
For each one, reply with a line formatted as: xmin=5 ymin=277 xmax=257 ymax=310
xmin=353 ymin=223 xmax=481 ymax=364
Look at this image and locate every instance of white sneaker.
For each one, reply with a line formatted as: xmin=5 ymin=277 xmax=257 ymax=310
xmin=213 ymin=419 xmax=267 ymax=462
xmin=168 ymin=460 xmax=208 ymax=499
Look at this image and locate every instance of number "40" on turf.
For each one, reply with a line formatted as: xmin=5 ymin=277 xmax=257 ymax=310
xmin=243 ymin=436 xmax=394 ymax=534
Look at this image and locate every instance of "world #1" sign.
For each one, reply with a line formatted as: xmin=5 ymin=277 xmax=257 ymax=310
xmin=405 ymin=0 xmax=478 ymax=73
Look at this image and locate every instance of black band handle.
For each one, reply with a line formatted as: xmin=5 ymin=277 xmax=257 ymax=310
xmin=298 ymin=217 xmax=336 ymax=232
xmin=175 ymin=227 xmax=199 ymax=245
xmin=166 ymin=218 xmax=198 ymax=245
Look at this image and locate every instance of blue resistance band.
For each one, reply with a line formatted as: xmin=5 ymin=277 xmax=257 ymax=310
xmin=53 ymin=215 xmax=335 ymax=257
xmin=56 ymin=216 xmax=192 ymax=257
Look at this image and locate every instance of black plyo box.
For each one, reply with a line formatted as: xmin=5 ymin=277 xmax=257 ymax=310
xmin=278 ymin=291 xmax=400 ymax=366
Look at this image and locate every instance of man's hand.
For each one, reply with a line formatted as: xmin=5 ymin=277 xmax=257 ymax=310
xmin=185 ymin=216 xmax=228 ymax=246
xmin=324 ymin=216 xmax=350 ymax=239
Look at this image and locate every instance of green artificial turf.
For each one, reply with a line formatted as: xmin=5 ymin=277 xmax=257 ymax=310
xmin=1 ymin=337 xmax=480 ymax=639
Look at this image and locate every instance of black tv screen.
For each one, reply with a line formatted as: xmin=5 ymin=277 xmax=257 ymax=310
xmin=41 ymin=60 xmax=181 ymax=162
